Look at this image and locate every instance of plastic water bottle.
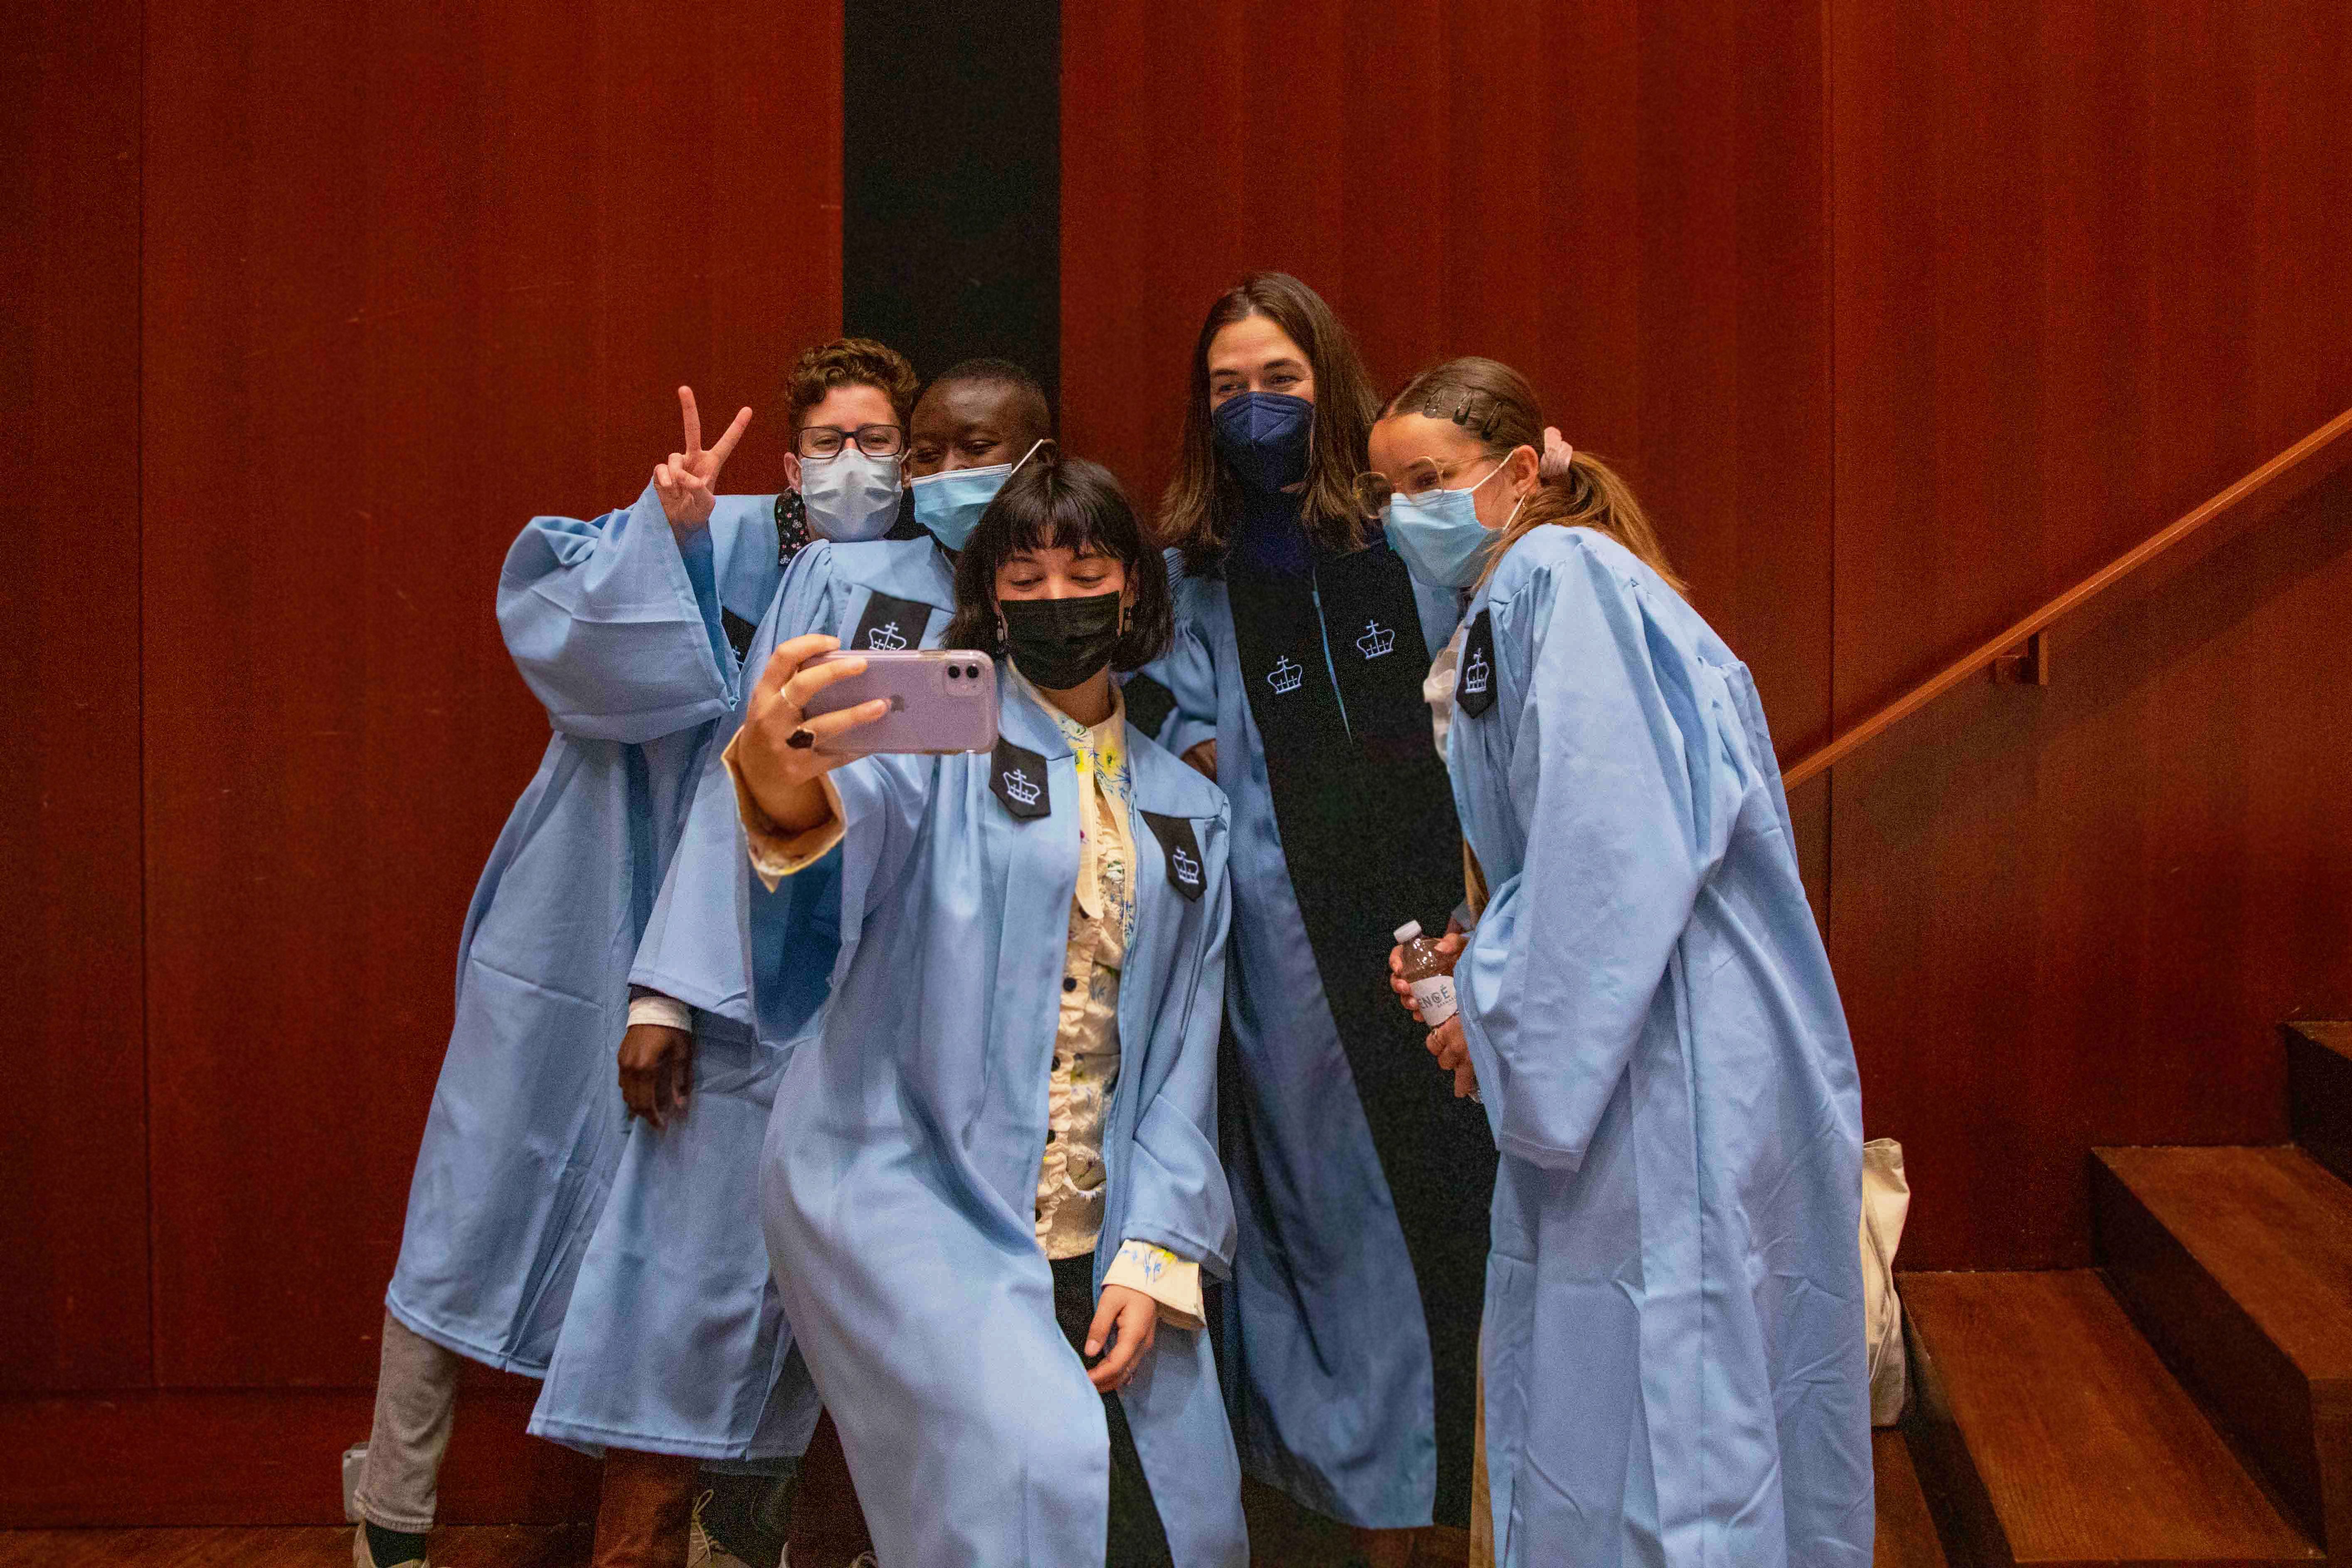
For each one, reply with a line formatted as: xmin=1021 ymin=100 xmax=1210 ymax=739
xmin=1393 ymin=920 xmax=1460 ymax=1028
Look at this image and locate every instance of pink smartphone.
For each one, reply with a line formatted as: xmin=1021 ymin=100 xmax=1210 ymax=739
xmin=799 ymin=649 xmax=1000 ymax=755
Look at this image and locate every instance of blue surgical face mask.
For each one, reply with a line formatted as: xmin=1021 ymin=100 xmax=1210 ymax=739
xmin=908 ymin=439 xmax=1046 ymax=551
xmin=1212 ymin=390 xmax=1314 ymax=493
xmin=1383 ymin=458 xmax=1521 ymax=589
xmin=799 ymin=449 xmax=903 ymax=542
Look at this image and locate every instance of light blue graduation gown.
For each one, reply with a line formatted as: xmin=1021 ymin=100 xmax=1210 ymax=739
xmin=762 ymin=678 xmax=1248 ymax=1568
xmin=1447 ymin=527 xmax=1872 ymax=1566
xmin=631 ymin=537 xmax=960 ymax=1039
xmin=384 ymin=487 xmax=779 ymax=1374
xmin=1149 ymin=560 xmax=1466 ymax=1526
xmin=529 ymin=535 xmax=957 ymax=1459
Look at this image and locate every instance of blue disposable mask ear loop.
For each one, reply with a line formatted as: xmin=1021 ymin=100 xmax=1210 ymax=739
xmin=911 ymin=438 xmax=1051 ymax=550
xmin=1383 ymin=455 xmax=1525 ymax=589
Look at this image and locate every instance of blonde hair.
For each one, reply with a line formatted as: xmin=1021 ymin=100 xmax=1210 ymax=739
xmin=1382 ymin=357 xmax=1684 ymax=595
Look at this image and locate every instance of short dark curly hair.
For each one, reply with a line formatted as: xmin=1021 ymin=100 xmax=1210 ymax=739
xmin=782 ymin=336 xmax=919 ymax=430
xmin=944 ymin=448 xmax=1174 ymax=675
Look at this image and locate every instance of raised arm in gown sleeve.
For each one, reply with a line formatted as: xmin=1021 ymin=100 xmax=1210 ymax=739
xmin=496 ymin=483 xmax=735 ymax=744
xmin=628 ymin=542 xmax=840 ymax=1026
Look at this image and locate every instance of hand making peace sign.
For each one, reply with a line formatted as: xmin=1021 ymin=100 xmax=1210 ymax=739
xmin=652 ymin=385 xmax=753 ymax=529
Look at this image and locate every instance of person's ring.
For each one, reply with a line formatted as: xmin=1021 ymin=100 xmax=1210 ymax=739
xmin=786 ymin=727 xmax=816 ymax=750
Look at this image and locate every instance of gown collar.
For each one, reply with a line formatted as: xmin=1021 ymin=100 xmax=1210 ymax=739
xmin=831 ymin=535 xmax=958 ymax=611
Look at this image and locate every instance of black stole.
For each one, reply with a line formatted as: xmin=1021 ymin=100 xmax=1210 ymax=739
xmin=1223 ymin=530 xmax=1495 ymax=1525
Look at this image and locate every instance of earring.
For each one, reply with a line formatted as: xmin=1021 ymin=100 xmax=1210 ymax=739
xmin=996 ymin=611 xmax=1008 ymax=647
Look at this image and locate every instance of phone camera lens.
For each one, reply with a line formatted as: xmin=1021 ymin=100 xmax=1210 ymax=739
xmin=947 ymin=665 xmax=961 ymax=680
xmin=965 ymin=664 xmax=979 ymax=678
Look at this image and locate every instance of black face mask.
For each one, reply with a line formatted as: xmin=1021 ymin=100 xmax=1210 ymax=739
xmin=999 ymin=590 xmax=1124 ymax=690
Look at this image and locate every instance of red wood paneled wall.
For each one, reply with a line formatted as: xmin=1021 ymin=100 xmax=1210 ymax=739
xmin=3 ymin=0 xmax=842 ymax=1526
xmin=1062 ymin=0 xmax=2352 ymax=1270
xmin=0 ymin=0 xmax=151 ymax=1397
xmin=1825 ymin=0 xmax=2352 ymax=1267
xmin=1062 ymin=0 xmax=1835 ymax=763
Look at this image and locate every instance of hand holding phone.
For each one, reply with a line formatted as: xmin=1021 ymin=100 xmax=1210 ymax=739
xmin=732 ymin=635 xmax=889 ymax=835
xmin=799 ymin=649 xmax=999 ymax=755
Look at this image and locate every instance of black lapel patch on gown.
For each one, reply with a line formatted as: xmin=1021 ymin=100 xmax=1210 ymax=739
xmin=1141 ymin=811 xmax=1207 ymax=902
xmin=722 ymin=609 xmax=759 ymax=666
xmin=990 ymin=738 xmax=1051 ymax=819
xmin=1455 ymin=609 xmax=1497 ymax=718
xmin=848 ymin=591 xmax=936 ymax=653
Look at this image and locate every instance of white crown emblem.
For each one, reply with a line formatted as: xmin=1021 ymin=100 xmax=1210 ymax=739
xmin=1266 ymin=655 xmax=1304 ymax=695
xmin=866 ymin=620 xmax=907 ymax=651
xmin=1171 ymin=845 xmax=1202 ymax=885
xmin=1460 ymin=648 xmax=1491 ymax=696
xmin=1356 ymin=619 xmax=1396 ymax=660
xmin=1002 ymin=767 xmax=1041 ymax=806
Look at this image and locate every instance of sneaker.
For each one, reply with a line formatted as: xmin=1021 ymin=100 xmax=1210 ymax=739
xmin=688 ymin=1490 xmax=754 ymax=1568
xmin=351 ymin=1524 xmax=429 ymax=1568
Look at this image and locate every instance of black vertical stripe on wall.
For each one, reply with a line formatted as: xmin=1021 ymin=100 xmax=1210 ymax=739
xmin=842 ymin=0 xmax=1061 ymax=416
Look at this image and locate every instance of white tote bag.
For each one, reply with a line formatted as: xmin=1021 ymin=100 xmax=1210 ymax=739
xmin=1860 ymin=1138 xmax=1911 ymax=1426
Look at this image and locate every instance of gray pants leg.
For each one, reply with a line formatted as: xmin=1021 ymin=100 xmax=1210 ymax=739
xmin=355 ymin=1312 xmax=463 ymax=1533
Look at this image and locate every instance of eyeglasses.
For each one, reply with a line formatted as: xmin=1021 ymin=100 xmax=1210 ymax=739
xmin=1351 ymin=457 xmax=1495 ymax=518
xmin=798 ymin=423 xmax=906 ymax=460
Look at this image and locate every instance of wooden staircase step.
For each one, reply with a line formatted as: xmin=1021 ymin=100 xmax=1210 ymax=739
xmin=2094 ymin=1144 xmax=2352 ymax=1555
xmin=2289 ymin=1022 xmax=2352 ymax=1187
xmin=1902 ymin=1270 xmax=2319 ymax=1566
xmin=1875 ymin=1428 xmax=1952 ymax=1568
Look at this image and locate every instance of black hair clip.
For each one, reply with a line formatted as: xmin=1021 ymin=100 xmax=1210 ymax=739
xmin=1423 ymin=390 xmax=1501 ymax=439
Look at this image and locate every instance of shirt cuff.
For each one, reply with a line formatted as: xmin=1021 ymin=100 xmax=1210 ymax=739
xmin=626 ymin=992 xmax=693 ymax=1033
xmin=722 ymin=730 xmax=847 ymax=890
xmin=1103 ymin=1239 xmax=1205 ymax=1331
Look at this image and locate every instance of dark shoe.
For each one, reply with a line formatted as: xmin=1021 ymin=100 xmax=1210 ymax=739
xmin=353 ymin=1522 xmax=430 ymax=1568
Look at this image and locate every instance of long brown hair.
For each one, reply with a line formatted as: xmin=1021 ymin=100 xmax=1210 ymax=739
xmin=1382 ymin=357 xmax=1684 ymax=594
xmin=1159 ymin=272 xmax=1379 ymax=572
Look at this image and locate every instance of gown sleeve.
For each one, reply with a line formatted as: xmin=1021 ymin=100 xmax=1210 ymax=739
xmin=1142 ymin=570 xmax=1220 ymax=762
xmin=707 ymin=492 xmax=784 ymax=630
xmin=728 ymin=732 xmax=934 ymax=964
xmin=1410 ymin=572 xmax=1467 ymax=661
xmin=1113 ymin=810 xmax=1238 ymax=1278
xmin=629 ymin=544 xmax=844 ymax=1021
xmin=1455 ymin=545 xmax=1732 ymax=1171
xmin=496 ymin=483 xmax=733 ymax=743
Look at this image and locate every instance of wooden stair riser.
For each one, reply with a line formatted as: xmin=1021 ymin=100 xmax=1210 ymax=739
xmin=2288 ymin=1023 xmax=2352 ymax=1189
xmin=1900 ymin=1308 xmax=2012 ymax=1568
xmin=1898 ymin=1270 xmax=2321 ymax=1567
xmin=1875 ymin=1429 xmax=1954 ymax=1568
xmin=2093 ymin=1156 xmax=2332 ymax=1547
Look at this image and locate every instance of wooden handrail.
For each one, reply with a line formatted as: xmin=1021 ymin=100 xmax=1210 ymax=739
xmin=1780 ymin=406 xmax=2352 ymax=789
